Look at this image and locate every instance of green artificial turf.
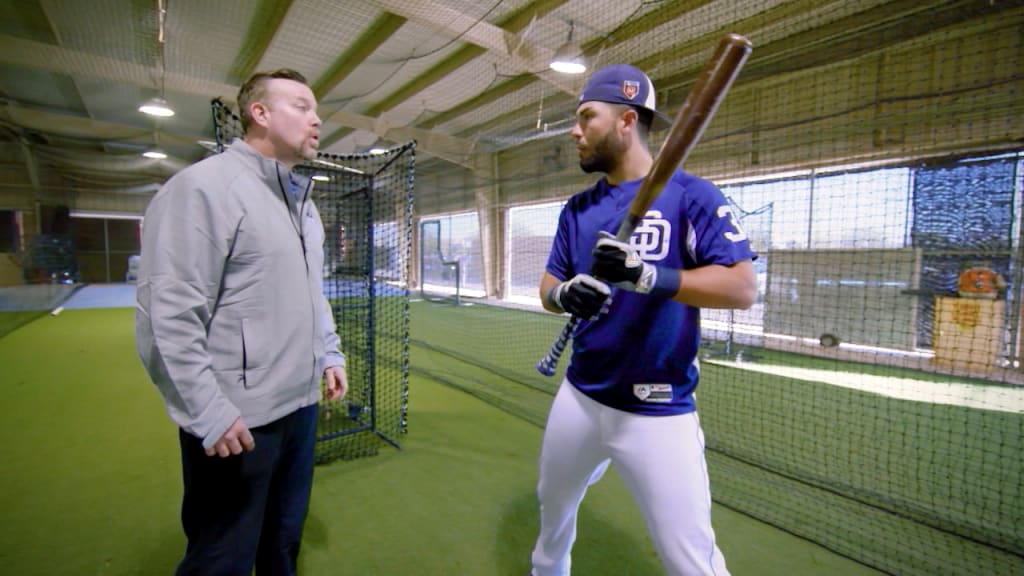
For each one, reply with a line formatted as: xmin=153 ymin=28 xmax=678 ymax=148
xmin=0 ymin=308 xmax=885 ymax=575
xmin=0 ymin=310 xmax=47 ymax=340
xmin=408 ymin=300 xmax=1024 ymax=572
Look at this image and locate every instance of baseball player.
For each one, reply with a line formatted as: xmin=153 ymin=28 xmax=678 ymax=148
xmin=529 ymin=64 xmax=757 ymax=576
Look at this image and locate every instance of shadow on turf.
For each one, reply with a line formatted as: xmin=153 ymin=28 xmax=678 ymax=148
xmin=496 ymin=492 xmax=662 ymax=576
xmin=139 ymin=529 xmax=186 ymax=574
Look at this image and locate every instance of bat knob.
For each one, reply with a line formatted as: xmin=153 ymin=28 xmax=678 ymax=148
xmin=724 ymin=33 xmax=753 ymax=50
xmin=536 ymin=358 xmax=557 ymax=377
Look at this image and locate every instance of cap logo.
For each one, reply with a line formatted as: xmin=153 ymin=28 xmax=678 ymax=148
xmin=622 ymin=80 xmax=640 ymax=100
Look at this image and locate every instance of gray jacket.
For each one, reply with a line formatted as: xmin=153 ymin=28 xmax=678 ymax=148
xmin=135 ymin=138 xmax=344 ymax=449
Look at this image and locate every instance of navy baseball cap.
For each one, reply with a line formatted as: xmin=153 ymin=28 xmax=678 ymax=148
xmin=577 ymin=64 xmax=672 ymax=130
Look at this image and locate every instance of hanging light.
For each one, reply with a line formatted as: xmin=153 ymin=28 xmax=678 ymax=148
xmin=138 ymin=96 xmax=175 ymax=117
xmin=139 ymin=0 xmax=175 ymax=117
xmin=549 ymin=20 xmax=586 ymax=75
xmin=142 ymin=146 xmax=168 ymax=159
xmin=142 ymin=129 xmax=168 ymax=159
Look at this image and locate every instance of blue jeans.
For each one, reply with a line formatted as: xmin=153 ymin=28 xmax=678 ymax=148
xmin=176 ymin=403 xmax=318 ymax=576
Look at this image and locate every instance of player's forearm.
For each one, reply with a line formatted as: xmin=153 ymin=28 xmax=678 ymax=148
xmin=673 ymin=260 xmax=756 ymax=309
xmin=539 ymin=273 xmax=564 ymax=313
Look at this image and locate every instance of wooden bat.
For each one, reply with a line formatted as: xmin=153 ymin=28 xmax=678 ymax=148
xmin=536 ymin=33 xmax=753 ymax=377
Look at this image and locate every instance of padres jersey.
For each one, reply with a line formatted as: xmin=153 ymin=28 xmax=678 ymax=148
xmin=546 ymin=170 xmax=757 ymax=415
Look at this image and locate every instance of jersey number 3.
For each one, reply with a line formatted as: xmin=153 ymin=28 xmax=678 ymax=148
xmin=716 ymin=205 xmax=748 ymax=242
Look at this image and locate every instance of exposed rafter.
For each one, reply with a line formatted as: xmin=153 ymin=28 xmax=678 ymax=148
xmin=313 ymin=12 xmax=407 ymax=100
xmin=0 ymin=34 xmax=471 ymax=164
xmin=0 ymin=103 xmax=203 ymax=147
xmin=321 ymin=0 xmax=568 ymax=147
xmin=420 ymin=0 xmax=722 ymax=131
xmin=373 ymin=0 xmax=576 ymax=94
xmin=230 ymin=0 xmax=297 ymax=83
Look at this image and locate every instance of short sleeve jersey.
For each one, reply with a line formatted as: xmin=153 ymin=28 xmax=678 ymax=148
xmin=546 ymin=170 xmax=757 ymax=415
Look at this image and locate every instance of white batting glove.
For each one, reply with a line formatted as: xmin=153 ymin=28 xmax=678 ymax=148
xmin=591 ymin=231 xmax=680 ymax=297
xmin=548 ymin=274 xmax=611 ymax=319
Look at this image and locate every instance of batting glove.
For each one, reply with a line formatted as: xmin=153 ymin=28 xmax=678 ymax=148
xmin=548 ymin=274 xmax=611 ymax=319
xmin=591 ymin=231 xmax=680 ymax=298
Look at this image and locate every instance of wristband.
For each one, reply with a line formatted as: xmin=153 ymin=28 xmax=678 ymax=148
xmin=546 ymin=283 xmax=566 ymax=312
xmin=639 ymin=265 xmax=680 ymax=298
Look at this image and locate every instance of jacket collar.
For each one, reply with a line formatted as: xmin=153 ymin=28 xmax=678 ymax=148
xmin=226 ymin=138 xmax=311 ymax=194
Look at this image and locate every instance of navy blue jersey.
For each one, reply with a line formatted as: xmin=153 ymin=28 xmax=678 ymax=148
xmin=546 ymin=170 xmax=757 ymax=415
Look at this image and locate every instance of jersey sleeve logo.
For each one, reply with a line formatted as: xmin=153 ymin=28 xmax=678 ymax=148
xmin=716 ymin=205 xmax=749 ymax=242
xmin=630 ymin=210 xmax=671 ymax=261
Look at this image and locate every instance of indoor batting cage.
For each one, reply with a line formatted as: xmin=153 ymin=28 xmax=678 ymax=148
xmin=0 ymin=0 xmax=1023 ymax=574
xmin=213 ymin=101 xmax=413 ymax=463
xmin=393 ymin=2 xmax=1023 ymax=575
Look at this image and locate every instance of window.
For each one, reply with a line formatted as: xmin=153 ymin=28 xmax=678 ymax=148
xmin=811 ymin=168 xmax=910 ymax=249
xmin=507 ymin=201 xmax=564 ymax=303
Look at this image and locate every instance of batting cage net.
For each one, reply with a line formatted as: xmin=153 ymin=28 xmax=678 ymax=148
xmin=213 ymin=100 xmax=412 ymax=464
xmin=393 ymin=2 xmax=1023 ymax=575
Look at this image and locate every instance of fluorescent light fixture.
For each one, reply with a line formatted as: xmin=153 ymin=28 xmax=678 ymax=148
xmin=142 ymin=146 xmax=168 ymax=159
xmin=197 ymin=139 xmax=220 ymax=152
xmin=550 ymin=44 xmax=586 ymax=74
xmin=311 ymin=174 xmax=330 ymax=182
xmin=70 ymin=210 xmax=144 ymax=220
xmin=138 ymin=96 xmax=175 ymax=117
xmin=310 ymin=157 xmax=364 ymax=175
xmin=549 ymin=21 xmax=586 ymax=74
xmin=369 ymin=147 xmax=387 ymax=155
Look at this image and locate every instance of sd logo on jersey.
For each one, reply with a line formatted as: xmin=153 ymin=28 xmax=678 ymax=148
xmin=630 ymin=210 xmax=671 ymax=261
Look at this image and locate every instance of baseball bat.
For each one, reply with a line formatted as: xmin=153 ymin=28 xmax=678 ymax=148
xmin=536 ymin=33 xmax=753 ymax=377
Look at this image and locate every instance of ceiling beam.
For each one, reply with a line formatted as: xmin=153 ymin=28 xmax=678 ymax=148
xmin=423 ymin=0 xmax=969 ymax=134
xmin=322 ymin=0 xmax=568 ymax=148
xmin=313 ymin=12 xmax=407 ymax=100
xmin=230 ymin=0 xmax=297 ymax=83
xmin=372 ymin=0 xmax=575 ymax=93
xmin=0 ymin=34 xmax=470 ymax=163
xmin=460 ymin=0 xmax=1015 ymax=147
xmin=0 ymin=34 xmax=239 ymax=102
xmin=322 ymin=108 xmax=479 ymax=170
xmin=420 ymin=0 xmax=719 ymax=131
xmin=653 ymin=0 xmax=1010 ymax=92
xmin=19 ymin=141 xmax=41 ymax=192
xmin=0 ymin=103 xmax=205 ymax=146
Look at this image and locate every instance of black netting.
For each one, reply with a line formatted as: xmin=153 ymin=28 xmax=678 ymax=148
xmin=213 ymin=100 xmax=412 ymax=464
xmin=401 ymin=3 xmax=1024 ymax=573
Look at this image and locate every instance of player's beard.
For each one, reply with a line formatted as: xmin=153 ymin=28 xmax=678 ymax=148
xmin=579 ymin=128 xmax=626 ymax=175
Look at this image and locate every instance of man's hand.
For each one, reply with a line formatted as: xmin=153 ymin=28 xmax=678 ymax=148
xmin=591 ymin=231 xmax=651 ymax=291
xmin=592 ymin=231 xmax=680 ymax=297
xmin=324 ymin=365 xmax=348 ymax=401
xmin=548 ymin=274 xmax=611 ymax=319
xmin=206 ymin=417 xmax=255 ymax=458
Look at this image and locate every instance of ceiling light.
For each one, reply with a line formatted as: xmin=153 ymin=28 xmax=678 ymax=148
xmin=197 ymin=139 xmax=220 ymax=152
xmin=550 ymin=21 xmax=586 ymax=75
xmin=139 ymin=96 xmax=175 ymax=118
xmin=142 ymin=146 xmax=168 ymax=159
xmin=140 ymin=2 xmax=174 ymax=119
xmin=311 ymin=174 xmax=330 ymax=182
xmin=369 ymin=147 xmax=387 ymax=155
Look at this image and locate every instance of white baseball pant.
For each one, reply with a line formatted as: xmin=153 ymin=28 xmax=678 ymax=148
xmin=530 ymin=380 xmax=729 ymax=576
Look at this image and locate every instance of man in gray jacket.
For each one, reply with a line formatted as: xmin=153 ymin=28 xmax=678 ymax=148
xmin=136 ymin=68 xmax=347 ymax=576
